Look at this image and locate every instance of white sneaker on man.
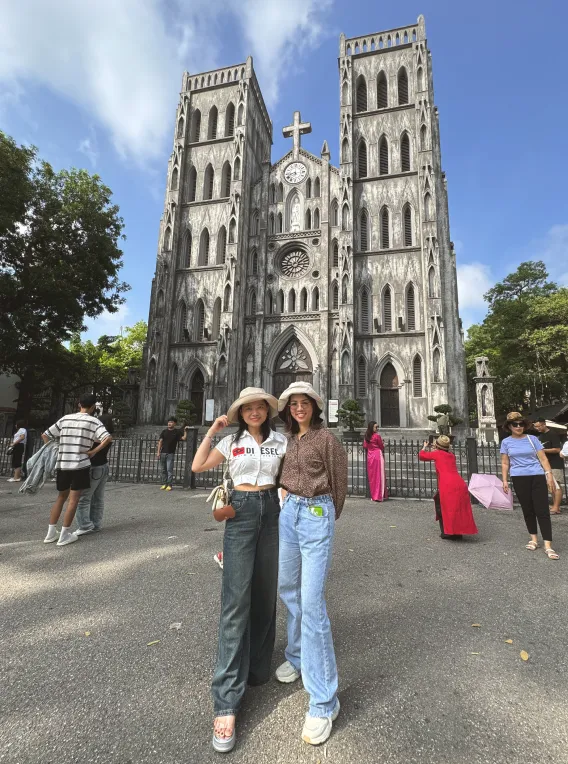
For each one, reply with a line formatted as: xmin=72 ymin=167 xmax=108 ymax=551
xmin=56 ymin=530 xmax=79 ymax=546
xmin=275 ymin=660 xmax=301 ymax=684
xmin=302 ymin=700 xmax=340 ymax=746
xmin=75 ymin=527 xmax=95 ymax=536
xmin=7 ymin=478 xmax=21 ymax=482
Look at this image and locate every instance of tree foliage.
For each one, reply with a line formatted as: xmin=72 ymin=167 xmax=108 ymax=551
xmin=69 ymin=322 xmax=147 ymax=387
xmin=175 ymin=399 xmax=197 ymax=426
xmin=337 ymin=399 xmax=365 ymax=431
xmin=465 ymin=261 xmax=568 ymax=416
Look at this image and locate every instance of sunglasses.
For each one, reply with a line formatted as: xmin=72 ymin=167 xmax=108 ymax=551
xmin=510 ymin=422 xmax=525 ymax=428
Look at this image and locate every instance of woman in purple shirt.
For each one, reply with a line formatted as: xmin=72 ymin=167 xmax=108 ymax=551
xmin=500 ymin=412 xmax=558 ymax=559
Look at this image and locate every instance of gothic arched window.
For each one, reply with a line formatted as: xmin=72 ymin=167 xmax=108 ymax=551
xmin=277 ymin=289 xmax=284 ymax=313
xmin=420 ymin=124 xmax=428 ymax=151
xmin=314 ymin=177 xmax=320 ymax=197
xmin=221 ymin=161 xmax=231 ymax=197
xmin=377 ymin=70 xmax=388 ymax=108
xmin=358 ymin=140 xmax=368 ymax=178
xmin=169 ymin=364 xmax=179 ymax=398
xmin=403 ymin=204 xmax=413 ymax=246
xmin=382 ymin=286 xmax=392 ymax=331
xmin=251 ymin=249 xmax=258 ymax=275
xmin=342 ymin=203 xmax=349 ymax=231
xmin=312 ymin=286 xmax=320 ymax=311
xmin=398 ymin=67 xmax=409 ymax=105
xmin=188 ymin=166 xmax=197 ymax=202
xmin=180 ymin=230 xmax=191 ymax=268
xmin=401 ymin=132 xmax=411 ymax=172
xmin=177 ymin=117 xmax=184 ymax=139
xmin=177 ymin=301 xmax=188 ymax=341
xmin=412 ymin=355 xmax=423 ymax=396
xmin=300 ymin=288 xmax=308 ymax=312
xmin=203 ymin=164 xmax=214 ymax=200
xmin=306 ymin=178 xmax=312 ymax=199
xmin=237 ymin=103 xmax=244 ymax=126
xmin=212 ymin=297 xmax=221 ymax=340
xmin=379 ymin=136 xmax=389 ymax=175
xmin=356 ymin=75 xmax=367 ymax=112
xmin=247 ymin=289 xmax=256 ymax=315
xmin=359 ymin=286 xmax=371 ymax=333
xmin=288 ymin=289 xmax=296 ymax=313
xmin=233 ymin=156 xmax=240 ymax=181
xmin=194 ymin=299 xmax=205 ymax=341
xmin=190 ymin=109 xmax=201 ymax=142
xmin=314 ymin=208 xmax=320 ymax=229
xmin=424 ymin=192 xmax=433 ymax=220
xmin=223 ymin=284 xmax=231 ymax=311
xmin=406 ymin=283 xmax=416 ymax=330
xmin=228 ymin=217 xmax=236 ymax=243
xmin=332 ymin=281 xmax=339 ymax=310
xmin=380 ymin=207 xmax=390 ymax=248
xmin=357 ymin=357 xmax=367 ymax=397
xmin=433 ymin=347 xmax=441 ymax=382
xmin=216 ymin=226 xmax=227 ymax=264
xmin=164 ymin=226 xmax=171 ymax=251
xmin=277 ymin=212 xmax=283 ymax=233
xmin=198 ymin=228 xmax=210 ymax=265
xmin=305 ymin=208 xmax=312 ymax=230
xmin=341 ymin=138 xmax=349 ymax=163
xmin=360 ymin=210 xmax=369 ymax=251
xmin=342 ymin=274 xmax=348 ymax=304
xmin=171 ymin=167 xmax=178 ymax=191
xmin=331 ymin=199 xmax=339 ymax=227
xmin=265 ymin=290 xmax=273 ymax=314
xmin=208 ymin=106 xmax=218 ymax=139
xmin=332 ymin=239 xmax=339 ymax=267
xmin=428 ymin=266 xmax=436 ymax=297
xmin=225 ymin=102 xmax=235 ymax=136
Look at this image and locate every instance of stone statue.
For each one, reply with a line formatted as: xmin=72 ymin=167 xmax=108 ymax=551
xmin=291 ymin=197 xmax=300 ymax=231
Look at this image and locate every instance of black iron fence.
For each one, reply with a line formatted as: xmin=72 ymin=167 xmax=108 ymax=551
xmin=2 ymin=431 xmax=565 ymax=501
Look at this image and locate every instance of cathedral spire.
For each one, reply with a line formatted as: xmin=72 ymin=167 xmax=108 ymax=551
xmin=282 ymin=111 xmax=312 ymax=160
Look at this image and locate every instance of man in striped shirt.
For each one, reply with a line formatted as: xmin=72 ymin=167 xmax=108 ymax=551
xmin=41 ymin=393 xmax=112 ymax=547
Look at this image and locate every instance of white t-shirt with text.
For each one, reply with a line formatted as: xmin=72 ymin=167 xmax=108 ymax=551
xmin=215 ymin=430 xmax=287 ymax=487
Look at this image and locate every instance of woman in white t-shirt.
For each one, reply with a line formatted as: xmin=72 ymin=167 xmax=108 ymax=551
xmin=191 ymin=387 xmax=287 ymax=754
xmin=7 ymin=420 xmax=27 ymax=483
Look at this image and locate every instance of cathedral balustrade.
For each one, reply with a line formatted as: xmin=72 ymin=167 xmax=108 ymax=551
xmin=256 ymin=313 xmax=322 ymax=324
xmin=345 ymin=26 xmax=419 ymax=57
xmin=268 ymin=229 xmax=321 ymax=241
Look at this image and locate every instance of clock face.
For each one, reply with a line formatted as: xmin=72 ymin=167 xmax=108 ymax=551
xmin=284 ymin=162 xmax=307 ymax=184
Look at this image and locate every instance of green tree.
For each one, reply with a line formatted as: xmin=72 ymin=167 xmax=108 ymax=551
xmin=337 ymin=399 xmax=365 ymax=431
xmin=112 ymin=399 xmax=134 ymax=431
xmin=175 ymin=399 xmax=197 ymax=426
xmin=465 ymin=261 xmax=568 ymax=415
xmin=0 ymin=131 xmax=128 ymax=419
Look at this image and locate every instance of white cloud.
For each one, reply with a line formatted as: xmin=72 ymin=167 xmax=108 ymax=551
xmin=0 ymin=0 xmax=331 ymax=162
xmin=83 ymin=304 xmax=130 ymax=342
xmin=457 ymin=262 xmax=494 ymax=309
xmin=78 ymin=134 xmax=98 ymax=167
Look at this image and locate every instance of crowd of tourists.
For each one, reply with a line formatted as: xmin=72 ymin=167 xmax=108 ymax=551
xmin=6 ymin=387 xmax=566 ymax=753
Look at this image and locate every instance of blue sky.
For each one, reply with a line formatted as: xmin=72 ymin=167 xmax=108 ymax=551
xmin=2 ymin=0 xmax=567 ymax=340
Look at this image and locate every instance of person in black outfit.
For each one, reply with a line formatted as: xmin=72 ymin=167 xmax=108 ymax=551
xmin=533 ymin=418 xmax=564 ymax=514
xmin=157 ymin=417 xmax=189 ymax=490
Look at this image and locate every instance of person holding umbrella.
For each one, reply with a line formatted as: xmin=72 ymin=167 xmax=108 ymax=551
xmin=419 ymin=436 xmax=478 ymax=540
xmin=500 ymin=412 xmax=558 ymax=559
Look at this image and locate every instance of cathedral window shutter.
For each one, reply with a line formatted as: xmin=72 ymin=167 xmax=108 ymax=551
xmin=306 ymin=178 xmax=311 ymax=198
xmin=195 ymin=300 xmax=205 ymax=340
xmin=403 ymin=204 xmax=412 ymax=246
xmin=224 ymin=284 xmax=231 ymax=311
xmin=199 ymin=229 xmax=210 ymax=265
xmin=178 ymin=302 xmax=187 ymax=341
xmin=406 ymin=284 xmax=416 ymax=330
xmin=377 ymin=71 xmax=388 ymax=108
xmin=360 ymin=211 xmax=369 ymax=251
xmin=360 ymin=288 xmax=370 ymax=333
xmin=217 ymin=227 xmax=226 ymax=264
xmin=379 ymin=137 xmax=388 ymax=175
xmin=212 ymin=298 xmax=221 ymax=339
xmin=191 ymin=110 xmax=201 ymax=142
xmin=358 ymin=141 xmax=368 ymax=178
xmin=177 ymin=118 xmax=184 ymax=139
xmin=305 ymin=209 xmax=312 ymax=230
xmin=332 ymin=240 xmax=339 ymax=267
xmin=188 ymin=167 xmax=197 ymax=202
xmin=233 ymin=157 xmax=240 ymax=181
xmin=300 ymin=288 xmax=308 ymax=312
xmin=398 ymin=68 xmax=409 ymax=105
xmin=332 ymin=282 xmax=339 ymax=310
xmin=204 ymin=165 xmax=214 ymax=200
xmin=314 ymin=177 xmax=320 ymax=197
xmin=288 ymin=289 xmax=296 ymax=313
xmin=237 ymin=103 xmax=244 ymax=126
xmin=170 ymin=365 xmax=179 ymax=398
xmin=356 ymin=75 xmax=367 ymax=112
xmin=225 ymin=103 xmax=235 ymax=137
xmin=383 ymin=287 xmax=392 ymax=331
xmin=171 ymin=167 xmax=178 ymax=191
xmin=412 ymin=356 xmax=422 ymax=396
xmin=251 ymin=250 xmax=258 ymax=275
xmin=208 ymin=106 xmax=218 ymax=139
xmin=312 ymin=287 xmax=320 ymax=311
xmin=342 ymin=275 xmax=348 ymax=304
xmin=401 ymin=133 xmax=411 ymax=172
xmin=357 ymin=357 xmax=367 ymax=397
xmin=314 ymin=208 xmax=320 ymax=228
xmin=381 ymin=208 xmax=390 ymax=248
xmin=277 ymin=290 xmax=284 ymax=313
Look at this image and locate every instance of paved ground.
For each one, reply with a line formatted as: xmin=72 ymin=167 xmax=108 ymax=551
xmin=1 ymin=483 xmax=568 ymax=764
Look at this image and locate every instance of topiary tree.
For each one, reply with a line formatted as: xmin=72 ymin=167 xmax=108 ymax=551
xmin=112 ymin=399 xmax=133 ymax=432
xmin=175 ymin=399 xmax=197 ymax=426
xmin=337 ymin=398 xmax=365 ymax=431
xmin=427 ymin=404 xmax=463 ymax=434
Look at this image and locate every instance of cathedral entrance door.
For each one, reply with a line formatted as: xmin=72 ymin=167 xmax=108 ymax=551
xmin=189 ymin=369 xmax=204 ymax=425
xmin=272 ymin=338 xmax=313 ymax=400
xmin=379 ymin=363 xmax=400 ymax=427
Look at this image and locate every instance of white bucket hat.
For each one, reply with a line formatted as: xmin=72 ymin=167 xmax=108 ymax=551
xmin=277 ymin=382 xmax=324 ymax=413
xmin=226 ymin=387 xmax=279 ymax=424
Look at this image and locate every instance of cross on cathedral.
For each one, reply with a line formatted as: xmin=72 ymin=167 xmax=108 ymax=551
xmin=282 ymin=111 xmax=312 ymax=160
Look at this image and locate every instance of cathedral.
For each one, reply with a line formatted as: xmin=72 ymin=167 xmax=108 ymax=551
xmin=139 ymin=15 xmax=467 ymax=429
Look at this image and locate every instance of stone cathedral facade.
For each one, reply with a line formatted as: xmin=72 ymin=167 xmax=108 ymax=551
xmin=139 ymin=15 xmax=467 ymax=429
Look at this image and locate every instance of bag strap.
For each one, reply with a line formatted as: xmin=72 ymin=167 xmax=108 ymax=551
xmin=526 ymin=434 xmax=538 ymax=455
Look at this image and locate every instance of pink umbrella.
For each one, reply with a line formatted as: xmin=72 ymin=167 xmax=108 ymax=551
xmin=468 ymin=473 xmax=513 ymax=510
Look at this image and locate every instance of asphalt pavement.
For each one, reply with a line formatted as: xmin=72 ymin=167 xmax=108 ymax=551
xmin=1 ymin=482 xmax=567 ymax=764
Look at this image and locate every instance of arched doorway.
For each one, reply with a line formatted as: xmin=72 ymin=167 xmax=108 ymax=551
xmin=273 ymin=338 xmax=313 ymax=399
xmin=189 ymin=369 xmax=204 ymax=424
xmin=380 ymin=362 xmax=400 ymax=427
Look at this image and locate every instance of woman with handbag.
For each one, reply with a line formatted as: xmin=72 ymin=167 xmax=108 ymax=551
xmin=363 ymin=421 xmax=387 ymax=502
xmin=500 ymin=412 xmax=559 ymax=559
xmin=7 ymin=420 xmax=27 ymax=483
xmin=191 ymin=387 xmax=287 ymax=753
xmin=275 ymin=382 xmax=348 ymax=747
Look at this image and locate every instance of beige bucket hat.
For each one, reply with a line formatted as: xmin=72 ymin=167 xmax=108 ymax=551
xmin=226 ymin=387 xmax=279 ymax=424
xmin=277 ymin=381 xmax=324 ymax=413
xmin=435 ymin=435 xmax=451 ymax=450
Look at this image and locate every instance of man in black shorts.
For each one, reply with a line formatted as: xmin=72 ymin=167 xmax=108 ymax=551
xmin=42 ymin=393 xmax=112 ymax=546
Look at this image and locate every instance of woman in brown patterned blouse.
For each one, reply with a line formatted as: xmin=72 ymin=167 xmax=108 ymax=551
xmin=275 ymin=382 xmax=347 ymax=747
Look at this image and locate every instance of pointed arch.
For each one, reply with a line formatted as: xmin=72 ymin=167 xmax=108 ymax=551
xmin=225 ymin=102 xmax=235 ymax=136
xmin=147 ymin=358 xmax=157 ymax=386
xmin=398 ymin=67 xmax=409 ymax=104
xmin=342 ymin=80 xmax=348 ymax=106
xmin=221 ymin=161 xmax=231 ymax=197
xmin=417 ymin=67 xmax=424 ymax=92
xmin=331 ymin=199 xmax=339 ymax=227
xmin=177 ymin=300 xmax=188 ymax=341
xmin=203 ymin=164 xmax=214 ymax=200
xmin=428 ymin=266 xmax=436 ymax=297
xmin=223 ymin=283 xmax=232 ymax=312
xmin=198 ymin=228 xmax=210 ymax=265
xmin=300 ymin=287 xmax=308 ymax=312
xmin=156 ymin=289 xmax=165 ymax=317
xmin=277 ymin=289 xmax=285 ymax=313
xmin=194 ymin=299 xmax=205 ymax=341
xmin=169 ymin=364 xmax=179 ymax=398
xmin=357 ymin=356 xmax=367 ymax=397
xmin=342 ymin=203 xmax=349 ymax=231
xmin=360 ymin=209 xmax=369 ymax=251
xmin=314 ymin=177 xmax=320 ymax=197
xmin=233 ymin=156 xmax=241 ymax=181
xmin=277 ymin=212 xmax=283 ymax=233
xmin=228 ymin=217 xmax=236 ymax=244
xmin=305 ymin=208 xmax=312 ymax=230
xmin=212 ymin=297 xmax=221 ymax=340
xmin=247 ymin=288 xmax=257 ymax=315
xmin=359 ymin=285 xmax=371 ymax=333
xmin=190 ymin=109 xmax=201 ymax=142
xmin=314 ymin=208 xmax=320 ymax=229
xmin=424 ymin=192 xmax=433 ymax=220
xmin=406 ymin=283 xmax=416 ymax=329
xmin=331 ymin=281 xmax=339 ymax=310
xmin=278 ymin=182 xmax=284 ymax=202
xmin=208 ymin=106 xmax=218 ymax=139
xmin=216 ymin=226 xmax=227 ymax=264
xmin=251 ymin=248 xmax=259 ymax=275
xmin=180 ymin=229 xmax=192 ymax=268
xmin=170 ymin=166 xmax=179 ymax=191
xmin=288 ymin=289 xmax=296 ymax=313
xmin=382 ymin=285 xmax=392 ymax=331
xmin=412 ymin=355 xmax=423 ymax=396
xmin=237 ymin=103 xmax=244 ymax=126
xmin=163 ymin=226 xmax=172 ymax=251
xmin=217 ymin=356 xmax=228 ymax=386
xmin=187 ymin=166 xmax=197 ymax=202
xmin=379 ymin=135 xmax=389 ymax=175
xmin=356 ymin=74 xmax=367 ymax=112
xmin=433 ymin=347 xmax=441 ymax=382
xmin=306 ymin=177 xmax=312 ymax=199
xmin=400 ymin=132 xmax=411 ymax=172
xmin=312 ymin=286 xmax=320 ymax=311
xmin=265 ymin=290 xmax=273 ymax=314
xmin=420 ymin=124 xmax=428 ymax=151
xmin=380 ymin=207 xmax=390 ymax=248
xmin=341 ymin=138 xmax=349 ymax=163
xmin=341 ymin=350 xmax=350 ymax=385
xmin=341 ymin=274 xmax=349 ymax=304
xmin=177 ymin=117 xmax=185 ymax=139
xmin=251 ymin=209 xmax=260 ymax=235
xmin=332 ymin=239 xmax=339 ymax=267
xmin=358 ymin=139 xmax=368 ymax=178
xmin=377 ymin=70 xmax=388 ymax=108
xmin=403 ymin=203 xmax=413 ymax=246
xmin=269 ymin=212 xmax=274 ymax=234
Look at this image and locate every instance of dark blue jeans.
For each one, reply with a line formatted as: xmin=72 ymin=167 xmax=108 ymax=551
xmin=159 ymin=453 xmax=175 ymax=486
xmin=211 ymin=488 xmax=280 ymax=716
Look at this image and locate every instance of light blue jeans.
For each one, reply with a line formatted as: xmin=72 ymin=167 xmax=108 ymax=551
xmin=278 ymin=492 xmax=338 ymax=718
xmin=75 ymin=464 xmax=109 ymax=531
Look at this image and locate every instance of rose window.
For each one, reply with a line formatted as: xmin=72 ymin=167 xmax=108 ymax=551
xmin=280 ymin=250 xmax=309 ymax=278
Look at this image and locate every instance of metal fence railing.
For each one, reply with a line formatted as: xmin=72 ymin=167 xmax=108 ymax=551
xmin=2 ymin=431 xmax=566 ymax=501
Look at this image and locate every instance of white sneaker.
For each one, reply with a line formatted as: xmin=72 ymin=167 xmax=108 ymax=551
xmin=57 ymin=531 xmax=79 ymax=546
xmin=75 ymin=527 xmax=95 ymax=536
xmin=275 ymin=660 xmax=301 ymax=684
xmin=214 ymin=552 xmax=223 ymax=570
xmin=44 ymin=528 xmax=60 ymax=543
xmin=7 ymin=478 xmax=21 ymax=482
xmin=302 ymin=700 xmax=340 ymax=746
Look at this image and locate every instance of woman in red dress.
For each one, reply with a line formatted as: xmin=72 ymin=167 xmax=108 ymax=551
xmin=363 ymin=421 xmax=388 ymax=502
xmin=419 ymin=436 xmax=478 ymax=539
